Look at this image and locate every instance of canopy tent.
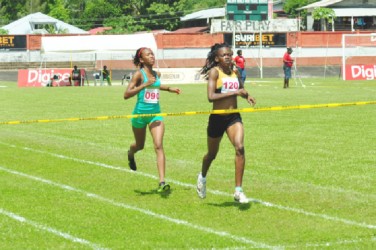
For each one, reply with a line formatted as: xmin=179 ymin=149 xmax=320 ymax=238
xmin=41 ymin=33 xmax=157 ymax=54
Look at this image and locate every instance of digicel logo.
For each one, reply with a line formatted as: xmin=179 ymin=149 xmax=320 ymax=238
xmin=27 ymin=69 xmax=70 ymax=83
xmin=18 ymin=69 xmax=72 ymax=87
xmin=350 ymin=65 xmax=376 ymax=80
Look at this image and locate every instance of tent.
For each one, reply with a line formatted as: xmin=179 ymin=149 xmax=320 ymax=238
xmin=1 ymin=12 xmax=88 ymax=35
xmin=41 ymin=33 xmax=157 ymax=54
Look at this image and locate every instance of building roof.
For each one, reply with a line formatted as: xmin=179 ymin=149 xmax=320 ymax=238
xmin=297 ymin=0 xmax=344 ymax=10
xmin=180 ymin=8 xmax=225 ymax=21
xmin=333 ymin=8 xmax=376 ymax=17
xmin=172 ymin=26 xmax=209 ymax=33
xmin=1 ymin=12 xmax=88 ymax=35
xmin=88 ymin=27 xmax=112 ymax=35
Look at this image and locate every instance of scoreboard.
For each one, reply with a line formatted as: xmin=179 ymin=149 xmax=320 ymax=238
xmin=226 ymin=0 xmax=269 ymax=21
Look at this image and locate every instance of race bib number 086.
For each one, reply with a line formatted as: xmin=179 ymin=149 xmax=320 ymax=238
xmin=144 ymin=88 xmax=159 ymax=103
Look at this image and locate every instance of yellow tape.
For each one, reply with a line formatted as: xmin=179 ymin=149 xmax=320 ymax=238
xmin=1 ymin=101 xmax=375 ymax=125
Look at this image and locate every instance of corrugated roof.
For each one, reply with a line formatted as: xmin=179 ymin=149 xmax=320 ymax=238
xmin=180 ymin=8 xmax=225 ymax=21
xmin=172 ymin=26 xmax=209 ymax=33
xmin=297 ymin=0 xmax=344 ymax=10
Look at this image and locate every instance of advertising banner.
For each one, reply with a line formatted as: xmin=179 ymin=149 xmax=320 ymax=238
xmin=18 ymin=68 xmax=80 ymax=87
xmin=345 ymin=64 xmax=376 ymax=80
xmin=211 ymin=19 xmax=299 ymax=33
xmin=224 ymin=33 xmax=286 ymax=48
xmin=0 ymin=35 xmax=27 ymax=50
xmin=158 ymin=68 xmax=205 ymax=84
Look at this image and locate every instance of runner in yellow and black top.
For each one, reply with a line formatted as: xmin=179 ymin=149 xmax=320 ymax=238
xmin=124 ymin=47 xmax=181 ymax=193
xmin=197 ymin=43 xmax=256 ymax=204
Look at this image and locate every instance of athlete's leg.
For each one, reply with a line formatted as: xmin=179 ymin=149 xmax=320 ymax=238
xmin=201 ymin=136 xmax=222 ymax=177
xmin=149 ymin=120 xmax=165 ymax=183
xmin=129 ymin=126 xmax=147 ymax=156
xmin=226 ymin=122 xmax=245 ymax=187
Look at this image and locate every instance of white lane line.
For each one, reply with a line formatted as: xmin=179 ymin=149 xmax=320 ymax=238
xmin=286 ymin=236 xmax=376 ymax=248
xmin=0 ymin=165 xmax=275 ymax=249
xmin=1 ymin=142 xmax=375 ymax=230
xmin=0 ymin=208 xmax=107 ymax=250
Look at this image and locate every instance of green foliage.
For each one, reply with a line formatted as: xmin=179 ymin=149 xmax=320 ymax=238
xmin=0 ymin=28 xmax=8 ymax=34
xmin=48 ymin=0 xmax=70 ymax=22
xmin=312 ymin=7 xmax=336 ymax=22
xmin=283 ymin=0 xmax=309 ymax=17
xmin=1 ymin=0 xmax=227 ymax=32
xmin=146 ymin=2 xmax=181 ymax=31
xmin=283 ymin=0 xmax=318 ymax=30
xmin=312 ymin=7 xmax=336 ymax=31
xmin=104 ymin=15 xmax=146 ymax=34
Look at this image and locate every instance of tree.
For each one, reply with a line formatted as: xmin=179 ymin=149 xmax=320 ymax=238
xmin=0 ymin=0 xmax=229 ymax=33
xmin=48 ymin=0 xmax=70 ymax=23
xmin=312 ymin=7 xmax=336 ymax=31
xmin=283 ymin=0 xmax=319 ymax=30
xmin=146 ymin=2 xmax=182 ymax=31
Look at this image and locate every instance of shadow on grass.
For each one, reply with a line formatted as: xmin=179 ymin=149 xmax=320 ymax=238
xmin=207 ymin=200 xmax=257 ymax=210
xmin=134 ymin=189 xmax=172 ymax=199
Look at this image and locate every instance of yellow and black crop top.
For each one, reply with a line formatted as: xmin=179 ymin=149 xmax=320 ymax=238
xmin=214 ymin=66 xmax=240 ymax=93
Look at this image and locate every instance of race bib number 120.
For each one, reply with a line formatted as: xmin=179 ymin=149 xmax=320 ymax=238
xmin=221 ymin=77 xmax=239 ymax=93
xmin=144 ymin=88 xmax=159 ymax=103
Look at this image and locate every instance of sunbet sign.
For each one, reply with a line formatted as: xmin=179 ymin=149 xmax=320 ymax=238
xmin=18 ymin=69 xmax=72 ymax=87
xmin=345 ymin=64 xmax=376 ymax=80
xmin=0 ymin=35 xmax=27 ymax=50
xmin=224 ymin=33 xmax=286 ymax=47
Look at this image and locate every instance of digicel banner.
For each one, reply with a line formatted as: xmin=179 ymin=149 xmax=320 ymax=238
xmin=18 ymin=69 xmax=72 ymax=87
xmin=345 ymin=64 xmax=376 ymax=80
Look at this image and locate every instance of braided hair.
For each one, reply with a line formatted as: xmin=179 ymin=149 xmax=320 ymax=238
xmin=200 ymin=43 xmax=232 ymax=80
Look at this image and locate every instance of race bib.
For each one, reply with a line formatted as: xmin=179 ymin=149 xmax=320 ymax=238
xmin=144 ymin=88 xmax=159 ymax=103
xmin=221 ymin=77 xmax=239 ymax=93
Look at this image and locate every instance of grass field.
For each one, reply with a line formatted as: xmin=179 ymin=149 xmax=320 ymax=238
xmin=0 ymin=78 xmax=375 ymax=249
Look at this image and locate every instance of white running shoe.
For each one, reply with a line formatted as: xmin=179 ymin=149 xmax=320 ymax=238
xmin=234 ymin=191 xmax=249 ymax=204
xmin=196 ymin=173 xmax=206 ymax=199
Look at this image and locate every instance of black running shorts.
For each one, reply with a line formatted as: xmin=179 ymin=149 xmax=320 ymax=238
xmin=207 ymin=113 xmax=242 ymax=138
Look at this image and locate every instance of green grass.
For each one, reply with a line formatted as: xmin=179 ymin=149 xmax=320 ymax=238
xmin=0 ymin=78 xmax=375 ymax=249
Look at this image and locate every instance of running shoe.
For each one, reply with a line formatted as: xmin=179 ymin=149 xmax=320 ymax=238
xmin=157 ymin=182 xmax=170 ymax=193
xmin=234 ymin=191 xmax=249 ymax=204
xmin=196 ymin=173 xmax=206 ymax=199
xmin=128 ymin=151 xmax=137 ymax=171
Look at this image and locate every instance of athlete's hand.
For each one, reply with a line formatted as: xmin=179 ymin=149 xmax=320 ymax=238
xmin=172 ymin=88 xmax=181 ymax=94
xmin=144 ymin=75 xmax=156 ymax=87
xmin=247 ymin=95 xmax=256 ymax=106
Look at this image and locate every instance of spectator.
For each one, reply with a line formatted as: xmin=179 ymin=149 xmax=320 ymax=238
xmin=101 ymin=65 xmax=112 ymax=86
xmin=69 ymin=65 xmax=82 ymax=86
xmin=233 ymin=49 xmax=246 ymax=84
xmin=283 ymin=47 xmax=294 ymax=88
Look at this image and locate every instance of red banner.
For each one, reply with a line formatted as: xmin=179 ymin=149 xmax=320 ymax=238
xmin=345 ymin=64 xmax=376 ymax=80
xmin=18 ymin=68 xmax=85 ymax=87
